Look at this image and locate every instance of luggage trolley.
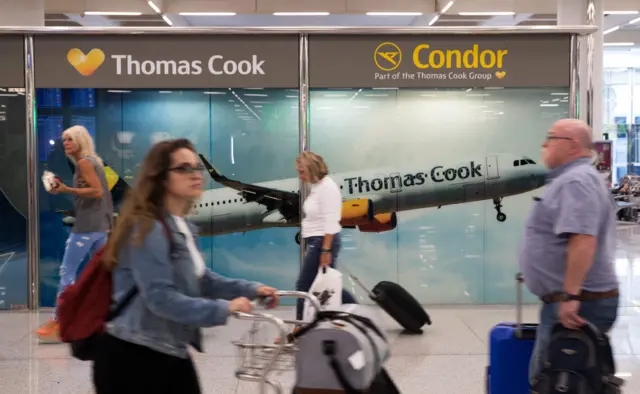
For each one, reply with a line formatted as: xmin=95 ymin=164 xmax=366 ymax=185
xmin=231 ymin=291 xmax=322 ymax=394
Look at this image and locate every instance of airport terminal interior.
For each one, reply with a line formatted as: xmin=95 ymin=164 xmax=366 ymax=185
xmin=3 ymin=0 xmax=640 ymax=393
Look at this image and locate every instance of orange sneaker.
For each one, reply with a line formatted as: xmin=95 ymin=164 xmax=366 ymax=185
xmin=36 ymin=319 xmax=61 ymax=343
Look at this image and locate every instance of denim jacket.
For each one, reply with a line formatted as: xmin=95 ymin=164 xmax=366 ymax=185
xmin=106 ymin=214 xmax=263 ymax=358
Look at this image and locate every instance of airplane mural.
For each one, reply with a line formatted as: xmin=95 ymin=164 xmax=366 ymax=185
xmin=58 ymin=153 xmax=548 ymax=244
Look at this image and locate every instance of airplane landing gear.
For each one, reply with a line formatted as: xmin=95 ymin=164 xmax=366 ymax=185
xmin=493 ymin=198 xmax=507 ymax=222
xmin=295 ymin=232 xmax=301 ymax=245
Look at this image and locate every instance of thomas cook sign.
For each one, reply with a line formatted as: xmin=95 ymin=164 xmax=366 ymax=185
xmin=309 ymin=35 xmax=571 ymax=88
xmin=34 ymin=35 xmax=299 ymax=88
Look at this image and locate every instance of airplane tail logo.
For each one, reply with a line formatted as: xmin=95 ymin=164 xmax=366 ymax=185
xmin=374 ymin=42 xmax=402 ymax=71
xmin=104 ymin=165 xmax=119 ymax=191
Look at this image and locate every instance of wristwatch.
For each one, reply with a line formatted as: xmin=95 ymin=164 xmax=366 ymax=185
xmin=558 ymin=292 xmax=581 ymax=302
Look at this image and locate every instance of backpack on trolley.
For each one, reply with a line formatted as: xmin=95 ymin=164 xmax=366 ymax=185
xmin=292 ymin=304 xmax=401 ymax=394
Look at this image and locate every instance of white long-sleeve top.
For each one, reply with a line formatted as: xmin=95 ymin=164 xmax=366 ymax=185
xmin=301 ymin=175 xmax=342 ymax=238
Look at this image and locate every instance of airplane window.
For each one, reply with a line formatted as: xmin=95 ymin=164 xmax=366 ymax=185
xmin=223 ymin=201 xmax=225 ymax=204
xmin=513 ymin=160 xmax=519 ymax=167
xmin=205 ymin=203 xmax=209 ymax=207
xmin=519 ymin=159 xmax=527 ymax=166
xmin=234 ymin=199 xmax=237 ymax=202
xmin=526 ymin=159 xmax=536 ymax=164
xmin=216 ymin=202 xmax=219 ymax=205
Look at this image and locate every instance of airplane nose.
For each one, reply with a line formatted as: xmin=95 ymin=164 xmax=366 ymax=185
xmin=530 ymin=166 xmax=549 ymax=188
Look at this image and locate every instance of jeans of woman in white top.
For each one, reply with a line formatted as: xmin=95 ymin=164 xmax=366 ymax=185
xmin=295 ymin=234 xmax=357 ymax=320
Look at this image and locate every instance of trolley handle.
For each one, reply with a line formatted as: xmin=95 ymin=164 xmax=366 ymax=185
xmin=272 ymin=290 xmax=322 ymax=313
xmin=232 ymin=311 xmax=288 ymax=344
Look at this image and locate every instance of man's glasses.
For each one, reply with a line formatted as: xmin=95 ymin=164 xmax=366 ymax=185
xmin=168 ymin=164 xmax=206 ymax=174
xmin=546 ymin=135 xmax=573 ymax=142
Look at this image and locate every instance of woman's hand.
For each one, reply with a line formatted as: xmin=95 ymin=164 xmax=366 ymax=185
xmin=228 ymin=297 xmax=253 ymax=314
xmin=320 ymin=251 xmax=332 ymax=267
xmin=49 ymin=181 xmax=69 ymax=195
xmin=256 ymin=286 xmax=280 ymax=309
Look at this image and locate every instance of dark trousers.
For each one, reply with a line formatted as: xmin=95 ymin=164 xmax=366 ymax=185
xmin=93 ymin=333 xmax=201 ymax=394
xmin=295 ymin=234 xmax=357 ymax=320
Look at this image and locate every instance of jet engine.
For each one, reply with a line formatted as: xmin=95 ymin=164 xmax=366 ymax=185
xmin=358 ymin=212 xmax=398 ymax=233
xmin=340 ymin=198 xmax=374 ymax=227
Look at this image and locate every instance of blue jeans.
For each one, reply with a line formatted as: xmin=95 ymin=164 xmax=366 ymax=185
xmin=295 ymin=234 xmax=357 ymax=320
xmin=529 ymin=296 xmax=619 ymax=385
xmin=54 ymin=232 xmax=108 ymax=318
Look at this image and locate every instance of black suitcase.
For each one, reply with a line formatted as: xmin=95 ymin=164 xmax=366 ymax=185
xmin=343 ymin=268 xmax=431 ymax=334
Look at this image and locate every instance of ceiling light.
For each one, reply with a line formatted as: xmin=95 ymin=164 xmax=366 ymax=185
xmin=428 ymin=15 xmax=440 ymax=25
xmin=458 ymin=12 xmax=515 ymax=16
xmin=630 ymin=17 xmax=640 ymax=24
xmin=441 ymin=1 xmax=455 ymax=14
xmin=366 ymin=12 xmax=422 ymax=16
xmin=162 ymin=14 xmax=173 ymax=25
xmin=147 ymin=1 xmax=161 ymax=13
xmin=605 ymin=11 xmax=639 ymax=15
xmin=179 ymin=12 xmax=236 ymax=16
xmin=604 ymin=26 xmax=620 ymax=34
xmin=84 ymin=11 xmax=143 ymax=16
xmin=273 ymin=12 xmax=330 ymax=16
xmin=604 ymin=42 xmax=634 ymax=46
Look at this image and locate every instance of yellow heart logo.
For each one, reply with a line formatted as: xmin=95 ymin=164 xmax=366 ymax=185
xmin=66 ymin=48 xmax=105 ymax=76
xmin=495 ymin=71 xmax=506 ymax=79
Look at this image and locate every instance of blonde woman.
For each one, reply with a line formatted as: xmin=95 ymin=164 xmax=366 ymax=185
xmin=294 ymin=152 xmax=357 ymax=321
xmin=37 ymin=125 xmax=114 ymax=342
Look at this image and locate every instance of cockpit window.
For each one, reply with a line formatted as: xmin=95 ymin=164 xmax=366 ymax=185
xmin=514 ymin=158 xmax=536 ymax=167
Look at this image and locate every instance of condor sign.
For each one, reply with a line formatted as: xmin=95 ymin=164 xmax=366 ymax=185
xmin=309 ymin=34 xmax=571 ymax=88
xmin=34 ymin=35 xmax=299 ymax=88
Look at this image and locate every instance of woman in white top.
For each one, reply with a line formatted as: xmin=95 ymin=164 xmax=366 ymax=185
xmin=294 ymin=152 xmax=357 ymax=321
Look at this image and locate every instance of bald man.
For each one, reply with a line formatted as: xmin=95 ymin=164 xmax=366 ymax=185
xmin=519 ymin=119 xmax=619 ymax=385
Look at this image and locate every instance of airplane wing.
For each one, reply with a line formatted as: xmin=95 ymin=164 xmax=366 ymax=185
xmin=198 ymin=154 xmax=300 ymax=218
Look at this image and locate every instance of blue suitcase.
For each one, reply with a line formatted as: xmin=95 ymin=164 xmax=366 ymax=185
xmin=486 ymin=273 xmax=537 ymax=394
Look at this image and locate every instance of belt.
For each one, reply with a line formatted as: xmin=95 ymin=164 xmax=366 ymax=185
xmin=540 ymin=288 xmax=619 ymax=304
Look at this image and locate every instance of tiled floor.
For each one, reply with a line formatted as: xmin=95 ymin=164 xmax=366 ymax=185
xmin=2 ymin=224 xmax=640 ymax=393
xmin=1 ymin=304 xmax=639 ymax=394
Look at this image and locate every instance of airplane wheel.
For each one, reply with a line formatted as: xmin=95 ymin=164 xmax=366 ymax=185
xmin=295 ymin=232 xmax=301 ymax=245
xmin=497 ymin=213 xmax=507 ymax=222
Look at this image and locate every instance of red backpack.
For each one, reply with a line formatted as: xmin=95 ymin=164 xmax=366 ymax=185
xmin=57 ymin=245 xmax=135 ymax=360
xmin=58 ymin=220 xmax=172 ymax=361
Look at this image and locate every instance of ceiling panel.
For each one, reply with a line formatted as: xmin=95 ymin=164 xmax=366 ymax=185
xmin=437 ymin=14 xmax=494 ymax=21
xmin=256 ymin=0 xmax=348 ymax=13
xmin=432 ymin=20 xmax=479 ymax=26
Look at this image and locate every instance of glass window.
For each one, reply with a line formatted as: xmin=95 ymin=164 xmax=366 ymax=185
xmin=310 ymin=87 xmax=567 ymax=304
xmin=36 ymin=88 xmax=299 ymax=307
xmin=604 ymin=68 xmax=632 ymax=182
xmin=0 ymin=88 xmax=28 ymax=310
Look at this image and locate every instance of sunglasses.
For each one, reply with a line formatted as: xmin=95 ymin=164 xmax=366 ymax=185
xmin=168 ymin=164 xmax=206 ymax=174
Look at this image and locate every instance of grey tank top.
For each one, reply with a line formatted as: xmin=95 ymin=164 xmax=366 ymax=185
xmin=72 ymin=155 xmax=113 ymax=233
